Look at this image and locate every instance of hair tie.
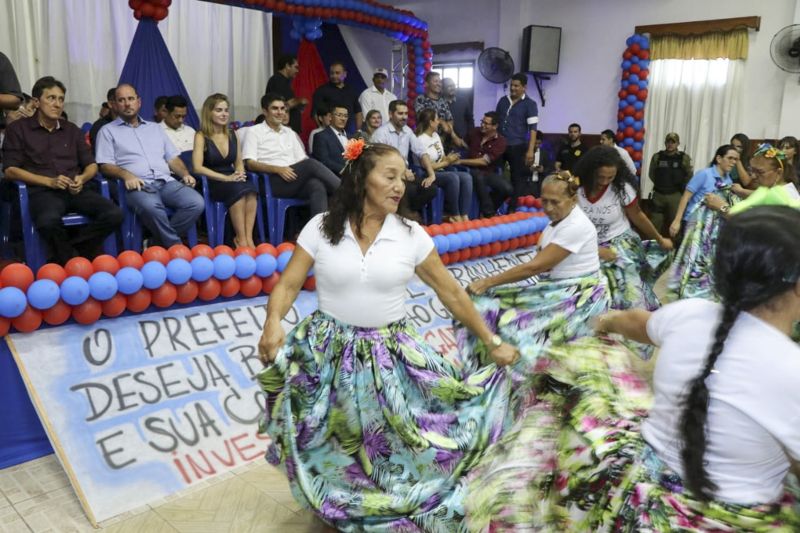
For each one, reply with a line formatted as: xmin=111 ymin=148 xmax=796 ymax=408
xmin=753 ymin=142 xmax=786 ymax=171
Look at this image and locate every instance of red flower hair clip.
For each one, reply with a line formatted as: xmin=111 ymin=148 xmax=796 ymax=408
xmin=343 ymin=138 xmax=366 ymax=161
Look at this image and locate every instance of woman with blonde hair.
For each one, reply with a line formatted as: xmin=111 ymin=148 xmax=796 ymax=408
xmin=192 ymin=93 xmax=258 ymax=248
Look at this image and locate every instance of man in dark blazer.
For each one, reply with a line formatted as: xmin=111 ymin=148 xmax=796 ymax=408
xmin=312 ymin=104 xmax=349 ymax=175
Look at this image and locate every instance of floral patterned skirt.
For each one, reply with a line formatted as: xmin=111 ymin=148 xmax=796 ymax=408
xmin=463 ymin=337 xmax=800 ymax=532
xmin=258 ymin=311 xmax=513 ymax=532
xmin=601 ymin=230 xmax=668 ymax=312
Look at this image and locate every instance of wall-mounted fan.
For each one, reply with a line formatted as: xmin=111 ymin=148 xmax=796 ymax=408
xmin=478 ymin=47 xmax=515 ymax=84
xmin=770 ymin=24 xmax=800 ymax=74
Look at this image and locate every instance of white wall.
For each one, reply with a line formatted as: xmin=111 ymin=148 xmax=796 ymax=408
xmin=388 ymin=0 xmax=800 ymax=140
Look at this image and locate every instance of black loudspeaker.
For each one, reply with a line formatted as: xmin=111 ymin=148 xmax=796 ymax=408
xmin=521 ymin=25 xmax=562 ymax=74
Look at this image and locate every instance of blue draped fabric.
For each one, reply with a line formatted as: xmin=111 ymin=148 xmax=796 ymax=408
xmin=119 ymin=18 xmax=200 ymax=129
xmin=0 ymin=339 xmax=52 ymax=468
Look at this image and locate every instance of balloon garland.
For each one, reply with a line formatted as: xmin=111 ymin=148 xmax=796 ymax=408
xmin=127 ymin=0 xmax=433 ymax=124
xmin=0 ymin=206 xmax=547 ymax=333
xmin=616 ymin=33 xmax=650 ymax=174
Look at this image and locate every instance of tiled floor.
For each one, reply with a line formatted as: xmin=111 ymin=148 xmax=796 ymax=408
xmin=0 ymin=455 xmax=331 ymax=533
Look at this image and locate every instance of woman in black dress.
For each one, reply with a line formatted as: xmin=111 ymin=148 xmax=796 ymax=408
xmin=192 ymin=93 xmax=258 ymax=248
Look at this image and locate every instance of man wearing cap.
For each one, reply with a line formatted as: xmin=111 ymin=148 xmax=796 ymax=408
xmin=647 ymin=132 xmax=693 ymax=234
xmin=358 ymin=68 xmax=397 ymax=124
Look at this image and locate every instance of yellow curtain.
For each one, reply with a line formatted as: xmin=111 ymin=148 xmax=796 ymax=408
xmin=650 ymin=29 xmax=748 ymax=60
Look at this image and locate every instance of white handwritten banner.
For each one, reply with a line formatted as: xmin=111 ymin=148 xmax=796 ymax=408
xmin=7 ymin=250 xmax=535 ymax=525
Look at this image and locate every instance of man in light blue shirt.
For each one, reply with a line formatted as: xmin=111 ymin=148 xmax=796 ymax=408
xmin=96 ymin=84 xmax=204 ymax=247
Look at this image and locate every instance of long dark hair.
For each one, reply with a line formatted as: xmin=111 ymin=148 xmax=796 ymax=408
xmin=730 ymin=133 xmax=750 ymax=167
xmin=321 ymin=143 xmax=416 ymax=244
xmin=708 ymin=144 xmax=736 ymax=169
xmin=679 ymin=205 xmax=800 ymax=501
xmin=572 ymin=145 xmax=637 ymax=201
xmin=415 ymin=108 xmax=437 ymax=135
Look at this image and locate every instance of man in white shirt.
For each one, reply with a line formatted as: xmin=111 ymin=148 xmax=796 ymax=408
xmin=599 ymin=129 xmax=637 ymax=178
xmin=243 ymin=93 xmax=340 ymax=217
xmin=358 ymin=68 xmax=396 ymax=123
xmin=371 ymin=100 xmax=438 ymax=213
xmin=160 ymin=95 xmax=195 ymax=153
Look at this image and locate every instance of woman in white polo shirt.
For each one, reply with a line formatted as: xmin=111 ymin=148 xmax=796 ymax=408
xmin=256 ymin=141 xmax=521 ymax=531
xmin=464 ymin=171 xmax=609 ymax=371
xmin=465 ymin=205 xmax=800 ymax=531
xmin=574 ymin=145 xmax=673 ymax=313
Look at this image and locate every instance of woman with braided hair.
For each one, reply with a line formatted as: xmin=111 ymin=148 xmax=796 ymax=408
xmin=464 ymin=205 xmax=800 ymax=531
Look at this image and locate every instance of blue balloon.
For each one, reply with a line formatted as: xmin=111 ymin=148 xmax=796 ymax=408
xmin=633 ymin=120 xmax=643 ymax=130
xmin=640 ymin=39 xmax=650 ymax=50
xmin=626 ymin=94 xmax=637 ymax=103
xmin=621 ymin=80 xmax=630 ymax=89
xmin=629 ymin=74 xmax=640 ymax=83
xmin=289 ymin=30 xmax=301 ymax=40
xmin=633 ymin=141 xmax=643 ymax=151
xmin=634 ymin=160 xmax=642 ymax=168
xmin=116 ymin=267 xmax=143 ymax=295
xmin=639 ymin=79 xmax=648 ymax=89
xmin=623 ymin=116 xmax=634 ymax=126
xmin=61 ymin=276 xmax=90 ymax=306
xmin=639 ymin=60 xmax=650 ymax=70
xmin=618 ymin=100 xmax=627 ymax=109
xmin=633 ymin=101 xmax=644 ymax=111
xmin=463 ymin=230 xmax=478 ymax=247
xmin=433 ymin=235 xmax=449 ymax=254
xmin=166 ymin=258 xmax=192 ymax=285
xmin=213 ymin=255 xmax=236 ymax=280
xmin=88 ymin=272 xmax=118 ymax=302
xmin=255 ymin=254 xmax=278 ymax=277
xmin=0 ymin=287 xmax=27 ymax=318
xmin=277 ymin=251 xmax=293 ymax=273
xmin=489 ymin=225 xmax=502 ymax=242
xmin=141 ymin=261 xmax=167 ymax=290
xmin=234 ymin=255 xmax=257 ymax=279
xmin=621 ymin=60 xmax=632 ymax=70
xmin=477 ymin=227 xmax=491 ymax=245
xmin=626 ymin=36 xmax=634 ymax=46
xmin=623 ymin=137 xmax=634 ymax=147
xmin=630 ymin=55 xmax=640 ymax=64
xmin=190 ymin=256 xmax=214 ymax=282
xmin=27 ymin=280 xmax=60 ymax=311
xmin=618 ymin=121 xmax=626 ymax=131
xmin=446 ymin=233 xmax=463 ymax=251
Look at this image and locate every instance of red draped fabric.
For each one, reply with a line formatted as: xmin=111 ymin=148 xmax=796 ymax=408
xmin=292 ymin=39 xmax=328 ymax=146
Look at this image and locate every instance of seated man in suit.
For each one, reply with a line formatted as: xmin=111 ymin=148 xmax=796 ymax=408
xmin=243 ymin=93 xmax=340 ymax=218
xmin=312 ymin=104 xmax=349 ymax=175
xmin=96 ymin=83 xmax=205 ymax=247
xmin=2 ymin=76 xmax=123 ymax=263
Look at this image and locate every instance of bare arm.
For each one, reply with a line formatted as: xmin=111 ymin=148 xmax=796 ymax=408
xmin=415 ymin=250 xmax=519 ymax=366
xmin=3 ymin=167 xmax=71 ymax=189
xmin=258 ymin=247 xmax=314 ymax=362
xmin=625 ymin=202 xmax=671 ymax=248
xmin=669 ymin=189 xmax=694 ymax=238
xmin=0 ymin=94 xmax=21 ymax=110
xmin=595 ymin=309 xmax=653 ymax=345
xmin=468 ymin=243 xmax=571 ymax=295
xmin=354 ymin=112 xmax=363 ymax=132
xmin=735 ymin=160 xmax=753 ymax=187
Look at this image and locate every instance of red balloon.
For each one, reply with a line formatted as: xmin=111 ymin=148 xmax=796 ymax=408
xmin=255 ymin=243 xmax=277 ymax=257
xmin=43 ymin=301 xmax=71 ymax=325
xmin=133 ymin=9 xmax=142 ymax=20
xmin=220 ymin=277 xmax=241 ymax=298
xmin=1 ymin=263 xmax=34 ymax=291
xmin=439 ymin=222 xmax=454 ymax=234
xmin=214 ymin=244 xmax=235 ymax=257
xmin=624 ymin=126 xmax=635 ymax=137
xmin=64 ymin=257 xmax=94 ymax=280
xmin=152 ymin=283 xmax=177 ymax=308
xmin=618 ymin=90 xmax=627 ymax=99
xmin=501 ymin=240 xmax=512 ymax=252
xmin=12 ymin=305 xmax=42 ymax=332
xmin=302 ymin=276 xmax=316 ymax=291
xmin=126 ymin=289 xmax=152 ymax=312
xmin=101 ymin=294 xmax=127 ymax=317
xmin=440 ymin=253 xmax=451 ymax=266
xmin=634 ymin=111 xmax=644 ymax=121
xmin=423 ymin=62 xmax=432 ymax=70
xmin=617 ymin=111 xmax=624 ymax=121
xmin=632 ymin=151 xmax=643 ymax=162
xmin=118 ymin=250 xmax=145 ymax=269
xmin=509 ymin=237 xmax=521 ymax=249
xmin=489 ymin=242 xmax=502 ymax=255
xmin=627 ymin=87 xmax=639 ymax=97
xmin=240 ymin=276 xmax=262 ymax=297
xmin=0 ymin=317 xmax=9 ymax=336
xmin=36 ymin=263 xmax=67 ymax=284
xmin=615 ymin=131 xmax=625 ymax=142
xmin=276 ymin=242 xmax=295 ymax=255
xmin=128 ymin=0 xmax=143 ymax=10
xmin=153 ymin=6 xmax=167 ymax=20
xmin=639 ymin=89 xmax=648 ymax=99
xmin=630 ymin=43 xmax=641 ymax=54
xmin=140 ymin=2 xmax=155 ymax=18
xmin=142 ymin=246 xmax=170 ymax=265
xmin=168 ymin=244 xmax=193 ymax=261
xmin=639 ymin=50 xmax=650 ymax=60
xmin=630 ymin=64 xmax=641 ymax=74
xmin=639 ymin=71 xmax=649 ymax=80
xmin=623 ymin=105 xmax=635 ymax=117
xmin=73 ymin=298 xmax=102 ymax=325
xmin=198 ymin=278 xmax=221 ymax=301
xmin=92 ymin=255 xmax=120 ymax=275
xmin=623 ymin=51 xmax=632 ymax=60
xmin=175 ymin=281 xmax=199 ymax=304
xmin=262 ymin=273 xmax=280 ymax=294
xmin=622 ymin=71 xmax=630 ymax=80
xmin=234 ymin=246 xmax=257 ymax=258
xmin=634 ymin=131 xmax=644 ymax=142
xmin=625 ymin=146 xmax=635 ymax=156
xmin=191 ymin=244 xmax=216 ymax=259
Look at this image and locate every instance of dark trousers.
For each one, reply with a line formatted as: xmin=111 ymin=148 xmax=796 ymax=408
xmin=405 ymin=175 xmax=438 ymax=213
xmin=471 ymin=168 xmax=512 ymax=217
xmin=29 ymin=188 xmax=124 ymax=264
xmin=269 ymin=158 xmax=341 ymax=216
xmin=504 ymin=143 xmax=532 ymax=210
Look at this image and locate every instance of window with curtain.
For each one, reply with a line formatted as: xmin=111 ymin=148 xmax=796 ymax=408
xmin=640 ymin=29 xmax=747 ymax=197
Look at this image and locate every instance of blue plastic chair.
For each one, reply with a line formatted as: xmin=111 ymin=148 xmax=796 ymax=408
xmin=249 ymin=172 xmax=309 ymax=245
xmin=116 ymin=182 xmax=198 ymax=252
xmin=0 ymin=179 xmax=118 ymax=270
xmin=199 ymin=174 xmax=265 ymax=247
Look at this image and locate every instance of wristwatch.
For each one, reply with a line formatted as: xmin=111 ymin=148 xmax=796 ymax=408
xmin=720 ymin=204 xmax=730 ymax=214
xmin=489 ymin=334 xmax=503 ymax=350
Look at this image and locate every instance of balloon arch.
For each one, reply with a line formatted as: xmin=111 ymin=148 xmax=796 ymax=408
xmin=615 ymin=33 xmax=650 ymax=174
xmin=126 ymin=0 xmax=434 ymax=115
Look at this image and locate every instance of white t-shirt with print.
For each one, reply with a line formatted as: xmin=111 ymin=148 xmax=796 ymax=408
xmin=416 ymin=132 xmax=446 ymax=164
xmin=538 ymin=206 xmax=599 ymax=279
xmin=577 ymin=183 xmax=637 ymax=242
xmin=642 ymin=298 xmax=800 ymax=505
xmin=297 ymin=213 xmax=434 ymax=328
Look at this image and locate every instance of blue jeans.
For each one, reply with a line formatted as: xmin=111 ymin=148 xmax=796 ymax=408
xmin=125 ymin=179 xmax=205 ymax=246
xmin=435 ymin=170 xmax=473 ymax=216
